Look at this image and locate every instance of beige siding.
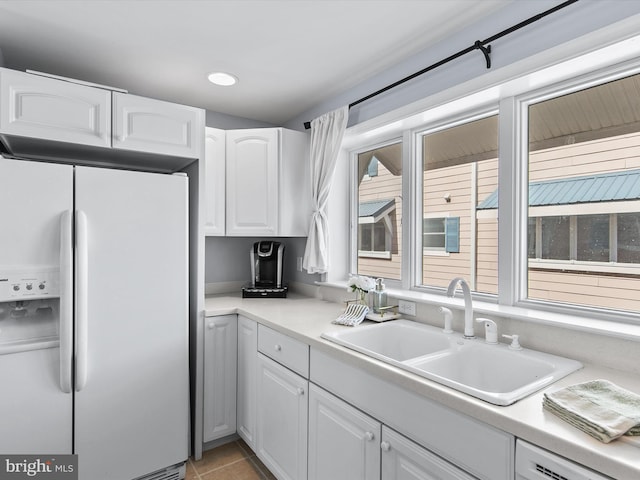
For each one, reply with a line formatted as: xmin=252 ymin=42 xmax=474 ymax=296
xmin=526 ymin=131 xmax=640 ymax=311
xmin=529 ymin=270 xmax=640 ymax=311
xmin=358 ymin=162 xmax=402 ymax=280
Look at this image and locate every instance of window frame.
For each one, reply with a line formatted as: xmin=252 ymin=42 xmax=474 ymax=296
xmin=413 ymin=108 xmax=500 ymax=298
xmin=344 ymin=45 xmax=640 ymax=327
xmin=513 ymin=63 xmax=640 ymax=322
xmin=350 ymin=137 xmax=405 ymax=288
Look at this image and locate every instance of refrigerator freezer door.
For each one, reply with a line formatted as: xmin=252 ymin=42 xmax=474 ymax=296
xmin=0 ymin=157 xmax=73 ymax=453
xmin=73 ymin=166 xmax=189 ymax=479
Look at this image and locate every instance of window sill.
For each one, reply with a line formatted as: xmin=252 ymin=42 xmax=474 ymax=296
xmin=358 ymin=250 xmax=392 ymax=259
xmin=316 ymin=280 xmax=640 ymax=341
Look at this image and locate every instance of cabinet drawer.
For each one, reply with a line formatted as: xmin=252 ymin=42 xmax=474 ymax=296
xmin=258 ymin=325 xmax=309 ymax=378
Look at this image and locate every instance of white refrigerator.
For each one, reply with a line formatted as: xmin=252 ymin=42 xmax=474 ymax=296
xmin=0 ymin=157 xmax=189 ymax=480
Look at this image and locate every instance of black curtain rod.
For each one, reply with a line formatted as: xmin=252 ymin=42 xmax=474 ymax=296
xmin=303 ymin=0 xmax=579 ymax=130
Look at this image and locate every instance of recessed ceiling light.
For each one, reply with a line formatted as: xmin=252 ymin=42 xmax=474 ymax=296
xmin=207 ymin=72 xmax=238 ymax=86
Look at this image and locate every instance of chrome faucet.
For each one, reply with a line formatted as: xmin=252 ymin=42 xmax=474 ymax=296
xmin=446 ymin=277 xmax=475 ymax=338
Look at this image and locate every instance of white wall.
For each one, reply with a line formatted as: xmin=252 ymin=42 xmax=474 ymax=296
xmin=284 ymin=0 xmax=640 ymax=131
xmin=205 ymin=237 xmax=320 ymax=287
xmin=205 ymin=109 xmax=274 ymax=129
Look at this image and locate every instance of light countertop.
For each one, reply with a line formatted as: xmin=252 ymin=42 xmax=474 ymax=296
xmin=205 ymin=293 xmax=640 ymax=479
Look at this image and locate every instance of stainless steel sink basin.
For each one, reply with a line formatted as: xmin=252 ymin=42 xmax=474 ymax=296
xmin=322 ymin=319 xmax=582 ymax=406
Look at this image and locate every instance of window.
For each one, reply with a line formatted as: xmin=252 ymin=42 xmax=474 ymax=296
xmin=541 ymin=216 xmax=570 ymax=260
xmin=358 ymin=199 xmax=394 ymax=257
xmin=526 ymin=72 xmax=640 ymax=312
xmin=423 ymin=217 xmax=460 ymax=253
xmin=346 ymin=47 xmax=640 ymax=323
xmin=421 ymin=114 xmax=498 ymax=294
xmin=529 ymin=212 xmax=640 ymax=266
xmin=618 ymin=213 xmax=640 ymax=263
xmin=356 ymin=142 xmax=402 ymax=280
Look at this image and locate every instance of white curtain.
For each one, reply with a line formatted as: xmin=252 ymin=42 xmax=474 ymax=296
xmin=302 ymin=105 xmax=349 ymax=274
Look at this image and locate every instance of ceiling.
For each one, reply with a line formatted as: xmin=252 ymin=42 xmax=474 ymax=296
xmin=0 ymin=0 xmax=513 ymax=125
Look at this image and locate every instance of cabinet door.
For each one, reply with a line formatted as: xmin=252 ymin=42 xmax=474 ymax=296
xmin=256 ymin=353 xmax=307 ymax=480
xmin=308 ymin=384 xmax=380 ymax=480
xmin=112 ymin=92 xmax=204 ymax=159
xmin=0 ymin=68 xmax=111 ymax=148
xmin=226 ymin=129 xmax=279 ymax=236
xmin=204 ymin=127 xmax=226 ymax=236
xmin=237 ymin=315 xmax=257 ymax=449
xmin=381 ymin=427 xmax=476 ymax=480
xmin=203 ymin=315 xmax=237 ymax=443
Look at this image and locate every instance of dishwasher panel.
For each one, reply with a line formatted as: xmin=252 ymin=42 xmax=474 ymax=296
xmin=516 ymin=440 xmax=612 ymax=480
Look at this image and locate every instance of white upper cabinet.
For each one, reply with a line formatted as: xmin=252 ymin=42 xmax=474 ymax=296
xmin=204 ymin=127 xmax=226 ymax=236
xmin=225 ymin=128 xmax=310 ymax=237
xmin=226 ymin=129 xmax=278 ymax=236
xmin=0 ymin=69 xmax=205 ymax=170
xmin=0 ymin=68 xmax=111 ymax=148
xmin=113 ymin=92 xmax=204 ymax=159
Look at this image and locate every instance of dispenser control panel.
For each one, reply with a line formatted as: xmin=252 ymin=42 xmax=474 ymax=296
xmin=0 ymin=266 xmax=60 ymax=302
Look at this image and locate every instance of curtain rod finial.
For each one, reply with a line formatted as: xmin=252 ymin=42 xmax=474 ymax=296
xmin=304 ymin=121 xmax=311 ymax=130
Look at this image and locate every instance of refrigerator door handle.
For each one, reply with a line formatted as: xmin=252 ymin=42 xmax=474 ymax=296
xmin=59 ymin=210 xmax=74 ymax=393
xmin=75 ymin=210 xmax=89 ymax=392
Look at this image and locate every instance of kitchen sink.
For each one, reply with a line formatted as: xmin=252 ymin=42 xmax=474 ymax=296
xmin=322 ymin=319 xmax=582 ymax=406
xmin=405 ymin=342 xmax=582 ymax=405
xmin=321 ymin=319 xmax=453 ymax=363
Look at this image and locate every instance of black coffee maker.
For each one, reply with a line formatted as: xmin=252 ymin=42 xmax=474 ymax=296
xmin=242 ymin=241 xmax=288 ymax=298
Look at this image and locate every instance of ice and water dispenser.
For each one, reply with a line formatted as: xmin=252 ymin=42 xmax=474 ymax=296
xmin=0 ymin=266 xmax=60 ymax=352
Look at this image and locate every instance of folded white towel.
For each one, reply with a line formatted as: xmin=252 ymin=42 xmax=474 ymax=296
xmin=333 ymin=303 xmax=369 ymax=327
xmin=543 ymin=379 xmax=640 ymax=443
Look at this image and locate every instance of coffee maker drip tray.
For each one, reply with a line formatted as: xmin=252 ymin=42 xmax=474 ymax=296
xmin=242 ymin=283 xmax=288 ymax=298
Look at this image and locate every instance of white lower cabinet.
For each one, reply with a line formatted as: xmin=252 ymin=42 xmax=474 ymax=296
xmin=308 ymin=384 xmax=381 ymax=480
xmin=203 ymin=314 xmax=237 ymax=443
xmin=381 ymin=427 xmax=476 ymax=480
xmin=237 ymin=315 xmax=258 ymax=449
xmin=256 ymin=353 xmax=308 ymax=480
xmin=310 ymin=348 xmax=513 ymax=480
xmin=309 ymin=383 xmax=476 ymax=480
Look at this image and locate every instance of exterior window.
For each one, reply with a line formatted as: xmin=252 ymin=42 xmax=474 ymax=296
xmin=576 ymin=214 xmax=609 ymax=262
xmin=527 ymin=72 xmax=640 ymax=312
xmin=618 ymin=213 xmax=640 ymax=263
xmin=541 ymin=216 xmax=570 ymax=260
xmin=357 ymin=142 xmax=402 ymax=280
xmin=529 ymin=213 xmax=640 ymax=266
xmin=423 ymin=217 xmax=460 ymax=253
xmin=421 ymin=114 xmax=498 ymax=293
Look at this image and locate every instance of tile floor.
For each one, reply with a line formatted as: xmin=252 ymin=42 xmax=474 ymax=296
xmin=186 ymin=439 xmax=277 ymax=480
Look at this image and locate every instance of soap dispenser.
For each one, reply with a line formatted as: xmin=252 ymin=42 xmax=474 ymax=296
xmin=372 ymin=278 xmax=387 ymax=313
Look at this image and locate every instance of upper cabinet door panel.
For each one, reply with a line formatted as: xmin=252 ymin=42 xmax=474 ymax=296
xmin=226 ymin=129 xmax=279 ymax=236
xmin=0 ymin=68 xmax=111 ymax=148
xmin=112 ymin=92 xmax=204 ymax=159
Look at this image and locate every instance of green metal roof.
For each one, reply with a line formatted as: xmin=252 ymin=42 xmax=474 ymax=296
xmin=477 ymin=169 xmax=640 ymax=210
xmin=359 ymin=198 xmax=395 ymax=217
